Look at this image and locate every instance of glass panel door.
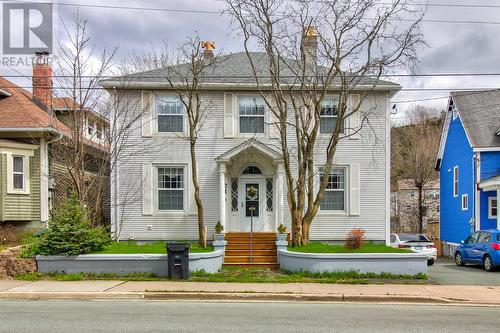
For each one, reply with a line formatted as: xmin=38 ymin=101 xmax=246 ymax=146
xmin=245 ymin=183 xmax=260 ymax=217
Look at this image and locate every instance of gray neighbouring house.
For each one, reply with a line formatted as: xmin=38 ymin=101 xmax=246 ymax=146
xmin=100 ymin=40 xmax=400 ymax=246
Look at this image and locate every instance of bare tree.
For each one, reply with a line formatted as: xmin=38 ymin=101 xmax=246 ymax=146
xmin=225 ymin=0 xmax=423 ymax=245
xmin=52 ymin=11 xmax=116 ymax=225
xmin=392 ymin=105 xmax=442 ymax=233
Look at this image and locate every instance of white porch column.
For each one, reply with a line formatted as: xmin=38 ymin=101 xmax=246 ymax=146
xmin=219 ymin=164 xmax=227 ymax=229
xmin=276 ymin=163 xmax=284 ymax=229
xmin=497 ymin=188 xmax=500 ymax=230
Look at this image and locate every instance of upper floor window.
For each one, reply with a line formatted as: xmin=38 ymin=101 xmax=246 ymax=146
xmin=238 ymin=96 xmax=265 ymax=134
xmin=12 ymin=155 xmax=24 ymax=190
xmin=157 ymin=166 xmax=184 ymax=211
xmin=96 ymin=123 xmax=103 ymax=140
xmin=489 ymin=197 xmax=498 ymax=219
xmin=157 ymin=95 xmax=184 ymax=133
xmin=320 ymin=167 xmax=346 ymax=211
xmin=87 ymin=120 xmax=95 ymax=136
xmin=453 ymin=166 xmax=459 ymax=197
xmin=320 ymin=96 xmax=342 ymax=134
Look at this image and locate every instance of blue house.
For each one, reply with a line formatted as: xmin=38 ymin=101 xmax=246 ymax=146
xmin=436 ymin=89 xmax=500 ymax=256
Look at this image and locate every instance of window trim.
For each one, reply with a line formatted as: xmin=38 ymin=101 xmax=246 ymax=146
xmin=0 ymin=142 xmax=36 ymax=195
xmin=236 ymin=95 xmax=267 ymax=137
xmin=319 ymin=95 xmax=347 ymax=135
xmin=318 ymin=165 xmax=348 ymax=214
xmin=461 ymin=194 xmax=468 ymax=211
xmin=453 ymin=166 xmax=459 ymax=197
xmin=489 ymin=196 xmax=498 ymax=219
xmin=154 ymin=164 xmax=187 ymax=214
xmin=155 ymin=93 xmax=186 ymax=135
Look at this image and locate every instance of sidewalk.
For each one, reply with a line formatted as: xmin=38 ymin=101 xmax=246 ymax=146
xmin=1 ymin=279 xmax=500 ymax=305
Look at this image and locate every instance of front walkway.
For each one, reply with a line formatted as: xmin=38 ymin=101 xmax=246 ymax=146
xmin=1 ymin=279 xmax=500 ymax=305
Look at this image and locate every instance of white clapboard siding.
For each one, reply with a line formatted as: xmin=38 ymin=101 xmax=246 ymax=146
xmin=142 ymin=163 xmax=153 ymax=215
xmin=141 ymin=91 xmax=153 ymax=137
xmin=349 ymin=93 xmax=360 ymax=140
xmin=267 ymin=94 xmax=280 ymax=139
xmin=349 ymin=163 xmax=360 ymax=216
xmin=114 ymin=91 xmax=389 ymax=242
xmin=224 ymin=93 xmax=234 ymax=138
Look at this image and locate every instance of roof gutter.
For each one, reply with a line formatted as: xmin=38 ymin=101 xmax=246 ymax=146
xmin=99 ymin=80 xmax=401 ymax=93
xmin=0 ymin=127 xmax=67 ymax=137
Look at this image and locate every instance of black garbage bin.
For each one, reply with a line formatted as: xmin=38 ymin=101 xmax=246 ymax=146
xmin=167 ymin=243 xmax=189 ymax=280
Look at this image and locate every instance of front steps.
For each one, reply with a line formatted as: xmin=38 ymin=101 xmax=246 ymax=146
xmin=223 ymin=232 xmax=278 ymax=268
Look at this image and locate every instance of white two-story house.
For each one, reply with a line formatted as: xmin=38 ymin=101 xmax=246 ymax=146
xmin=101 ymin=43 xmax=400 ymax=244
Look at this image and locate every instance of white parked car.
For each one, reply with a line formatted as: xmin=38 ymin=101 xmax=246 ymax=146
xmin=390 ymin=233 xmax=438 ymax=266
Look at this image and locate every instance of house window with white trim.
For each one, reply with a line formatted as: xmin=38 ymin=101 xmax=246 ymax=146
xmin=238 ymin=96 xmax=265 ymax=134
xmin=157 ymin=95 xmax=184 ymax=133
xmin=96 ymin=123 xmax=103 ymax=140
xmin=320 ymin=167 xmax=346 ymax=211
xmin=320 ymin=96 xmax=342 ymax=134
xmin=453 ymin=166 xmax=459 ymax=197
xmin=489 ymin=197 xmax=498 ymax=219
xmin=462 ymin=194 xmax=468 ymax=211
xmin=87 ymin=120 xmax=95 ymax=136
xmin=12 ymin=155 xmax=24 ymax=190
xmin=157 ymin=167 xmax=184 ymax=211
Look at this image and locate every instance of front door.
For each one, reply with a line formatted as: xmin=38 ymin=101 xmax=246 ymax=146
xmin=239 ymin=180 xmax=264 ymax=231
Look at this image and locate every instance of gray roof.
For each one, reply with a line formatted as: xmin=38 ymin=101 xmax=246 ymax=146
xmin=102 ymin=52 xmax=399 ymax=89
xmin=451 ymin=89 xmax=500 ymax=148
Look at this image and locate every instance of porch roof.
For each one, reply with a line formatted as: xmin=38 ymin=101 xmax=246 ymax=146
xmin=215 ymin=138 xmax=282 ymax=164
xmin=479 ymin=175 xmax=500 ymax=191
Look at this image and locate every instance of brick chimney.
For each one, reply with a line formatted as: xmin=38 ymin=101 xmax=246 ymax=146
xmin=33 ymin=51 xmax=52 ymax=109
xmin=302 ymin=27 xmax=318 ymax=67
xmin=201 ymin=41 xmax=216 ymax=60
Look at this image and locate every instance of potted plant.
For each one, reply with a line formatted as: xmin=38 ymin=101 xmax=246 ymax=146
xmin=214 ymin=221 xmax=224 ymax=241
xmin=277 ymin=223 xmax=287 ymax=242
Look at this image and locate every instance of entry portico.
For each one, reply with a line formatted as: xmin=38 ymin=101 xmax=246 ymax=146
xmin=216 ymin=139 xmax=284 ymax=233
xmin=479 ymin=175 xmax=500 ymax=230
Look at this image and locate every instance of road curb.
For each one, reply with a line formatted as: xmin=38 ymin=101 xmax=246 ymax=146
xmin=0 ymin=291 xmax=498 ymax=306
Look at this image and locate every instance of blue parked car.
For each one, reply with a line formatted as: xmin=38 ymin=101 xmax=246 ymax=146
xmin=455 ymin=230 xmax=500 ymax=272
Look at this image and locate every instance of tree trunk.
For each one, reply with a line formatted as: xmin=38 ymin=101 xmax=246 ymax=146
xmin=417 ymin=186 xmax=424 ymax=234
xmin=190 ymin=139 xmax=206 ymax=248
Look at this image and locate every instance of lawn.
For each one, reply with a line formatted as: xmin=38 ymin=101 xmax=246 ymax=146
xmin=93 ymin=241 xmax=214 ymax=254
xmin=288 ymin=242 xmax=412 ymax=254
xmin=16 ymin=267 xmax=427 ymax=284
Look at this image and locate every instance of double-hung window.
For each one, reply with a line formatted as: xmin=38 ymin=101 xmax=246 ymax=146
xmin=12 ymin=156 xmax=24 ymax=190
xmin=320 ymin=96 xmax=341 ymax=134
xmin=239 ymin=96 xmax=265 ymax=134
xmin=489 ymin=197 xmax=498 ymax=219
xmin=320 ymin=167 xmax=346 ymax=211
xmin=462 ymin=194 xmax=468 ymax=211
xmin=96 ymin=123 xmax=103 ymax=140
xmin=87 ymin=120 xmax=95 ymax=136
xmin=157 ymin=167 xmax=184 ymax=211
xmin=157 ymin=95 xmax=184 ymax=133
xmin=453 ymin=166 xmax=459 ymax=197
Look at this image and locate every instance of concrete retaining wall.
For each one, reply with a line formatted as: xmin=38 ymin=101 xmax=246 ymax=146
xmin=36 ymin=250 xmax=223 ymax=276
xmin=279 ymin=250 xmax=428 ymax=275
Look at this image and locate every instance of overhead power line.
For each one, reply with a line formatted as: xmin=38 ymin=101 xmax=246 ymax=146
xmin=2 ymin=0 xmax=500 ymax=26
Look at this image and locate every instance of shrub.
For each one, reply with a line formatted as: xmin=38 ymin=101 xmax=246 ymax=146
xmin=277 ymin=223 xmax=287 ymax=234
xmin=214 ymin=221 xmax=224 ymax=233
xmin=345 ymin=228 xmax=366 ymax=249
xmin=24 ymin=194 xmax=110 ymax=256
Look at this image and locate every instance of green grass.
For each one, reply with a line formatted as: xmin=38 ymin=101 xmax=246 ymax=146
xmin=288 ymin=242 xmax=412 ymax=254
xmin=16 ymin=268 xmax=427 ymax=284
xmin=92 ymin=241 xmax=214 ymax=254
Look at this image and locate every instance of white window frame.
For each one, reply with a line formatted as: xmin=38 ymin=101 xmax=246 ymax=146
xmin=154 ymin=165 xmax=187 ymax=214
xmin=461 ymin=194 xmax=468 ymax=211
xmin=237 ymin=95 xmax=267 ymax=136
xmin=87 ymin=119 xmax=95 ymax=137
xmin=319 ymin=95 xmax=344 ymax=134
xmin=155 ymin=94 xmax=186 ymax=135
xmin=12 ymin=155 xmax=25 ymax=190
xmin=318 ymin=165 xmax=348 ymax=214
xmin=489 ymin=197 xmax=498 ymax=219
xmin=453 ymin=166 xmax=459 ymax=197
xmin=95 ymin=123 xmax=103 ymax=141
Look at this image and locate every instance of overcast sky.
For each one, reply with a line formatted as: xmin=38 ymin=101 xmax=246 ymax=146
xmin=2 ymin=0 xmax=500 ymax=123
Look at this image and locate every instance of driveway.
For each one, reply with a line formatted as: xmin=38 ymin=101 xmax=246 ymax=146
xmin=429 ymin=257 xmax=500 ymax=285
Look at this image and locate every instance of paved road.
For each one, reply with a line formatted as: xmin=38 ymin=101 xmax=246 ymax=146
xmin=0 ymin=300 xmax=499 ymax=333
xmin=429 ymin=258 xmax=500 ymax=285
